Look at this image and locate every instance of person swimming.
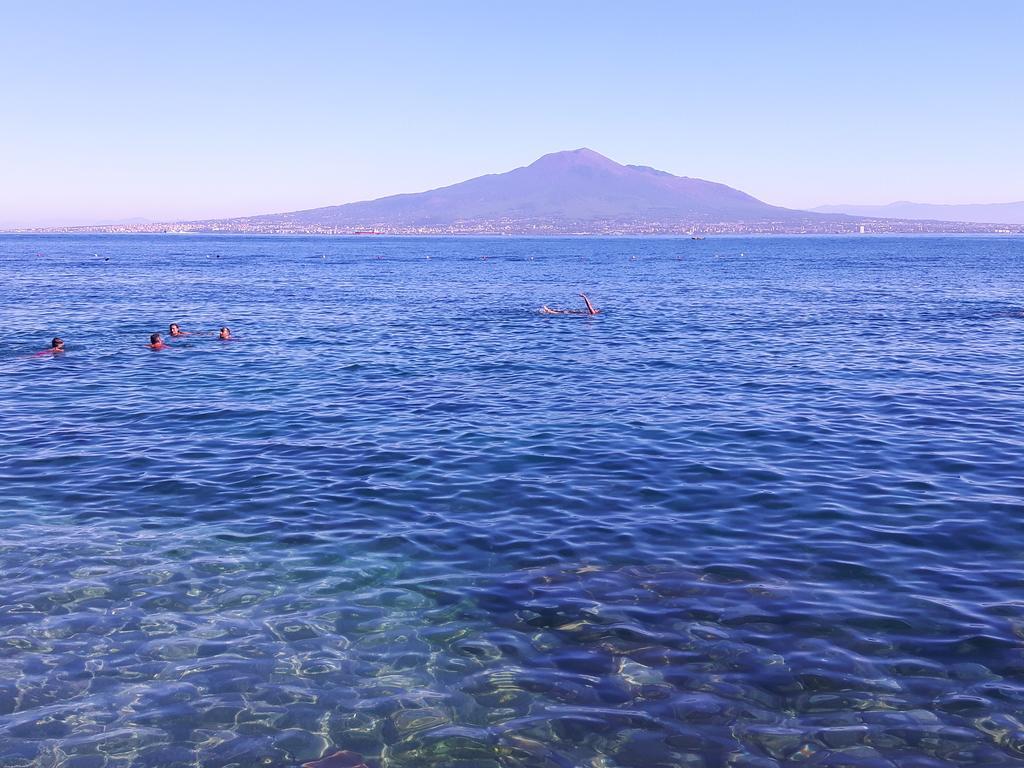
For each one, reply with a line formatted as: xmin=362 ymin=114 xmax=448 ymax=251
xmin=168 ymin=323 xmax=190 ymax=337
xmin=148 ymin=332 xmax=169 ymax=350
xmin=33 ymin=337 xmax=65 ymax=356
xmin=218 ymin=326 xmax=233 ymax=340
xmin=540 ymin=292 xmax=601 ymax=316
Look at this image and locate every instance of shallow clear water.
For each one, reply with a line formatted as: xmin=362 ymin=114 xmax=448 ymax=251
xmin=1 ymin=234 xmax=1023 ymax=768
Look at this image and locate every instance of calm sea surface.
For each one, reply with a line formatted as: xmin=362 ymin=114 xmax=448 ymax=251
xmin=1 ymin=234 xmax=1023 ymax=768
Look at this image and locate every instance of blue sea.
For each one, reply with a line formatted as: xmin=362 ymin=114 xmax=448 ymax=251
xmin=1 ymin=234 xmax=1023 ymax=768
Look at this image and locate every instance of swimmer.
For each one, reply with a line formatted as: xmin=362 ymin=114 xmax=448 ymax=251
xmin=218 ymin=326 xmax=233 ymax=340
xmin=540 ymin=292 xmax=601 ymax=316
xmin=168 ymin=323 xmax=190 ymax=337
xmin=148 ymin=333 xmax=169 ymax=350
xmin=33 ymin=337 xmax=65 ymax=356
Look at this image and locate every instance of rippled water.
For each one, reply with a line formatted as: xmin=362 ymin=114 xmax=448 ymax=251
xmin=2 ymin=234 xmax=1023 ymax=767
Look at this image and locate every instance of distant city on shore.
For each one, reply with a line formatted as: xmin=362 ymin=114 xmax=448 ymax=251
xmin=17 ymin=149 xmax=1024 ymax=236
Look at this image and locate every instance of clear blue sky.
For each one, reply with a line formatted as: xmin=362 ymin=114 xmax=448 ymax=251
xmin=2 ymin=1 xmax=1021 ymax=226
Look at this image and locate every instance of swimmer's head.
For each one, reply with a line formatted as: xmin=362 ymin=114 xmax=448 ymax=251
xmin=169 ymin=323 xmax=181 ymax=336
xmin=219 ymin=327 xmax=231 ymax=339
xmin=150 ymin=333 xmax=162 ymax=345
xmin=51 ymin=337 xmax=64 ymax=350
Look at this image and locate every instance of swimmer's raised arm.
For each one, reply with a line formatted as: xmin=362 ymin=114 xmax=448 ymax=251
xmin=579 ymin=293 xmax=600 ymax=315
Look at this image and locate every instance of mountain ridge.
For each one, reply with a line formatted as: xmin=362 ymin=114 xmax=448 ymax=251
xmin=813 ymin=201 xmax=1024 ymax=226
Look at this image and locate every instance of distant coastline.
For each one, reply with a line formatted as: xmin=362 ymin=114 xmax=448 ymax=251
xmin=8 ymin=221 xmax=1023 ymax=236
xmin=6 ymin=228 xmax=1023 ymax=238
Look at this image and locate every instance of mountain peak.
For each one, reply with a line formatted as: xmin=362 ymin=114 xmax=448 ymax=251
xmin=528 ymin=147 xmax=621 ymax=170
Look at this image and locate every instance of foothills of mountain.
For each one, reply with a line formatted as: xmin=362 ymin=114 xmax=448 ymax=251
xmin=812 ymin=201 xmax=1024 ymax=226
xmin=21 ymin=149 xmax=1024 ymax=235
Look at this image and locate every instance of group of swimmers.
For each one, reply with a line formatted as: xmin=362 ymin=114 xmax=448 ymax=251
xmin=34 ymin=293 xmax=599 ymax=356
xmin=149 ymin=323 xmax=234 ymax=350
xmin=35 ymin=323 xmax=235 ymax=356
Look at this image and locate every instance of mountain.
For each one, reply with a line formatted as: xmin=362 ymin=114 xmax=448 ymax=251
xmin=812 ymin=201 xmax=1024 ymax=226
xmin=25 ymin=149 xmax=1024 ymax=235
xmin=235 ymin=148 xmax=810 ymax=231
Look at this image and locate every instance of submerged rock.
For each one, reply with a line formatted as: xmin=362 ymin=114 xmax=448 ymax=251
xmin=973 ymin=713 xmax=1024 ymax=755
xmin=617 ymin=658 xmax=664 ymax=686
xmin=384 ymin=706 xmax=452 ymax=741
xmin=381 ymin=727 xmax=500 ymax=768
xmin=303 ymin=749 xmax=371 ymax=768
